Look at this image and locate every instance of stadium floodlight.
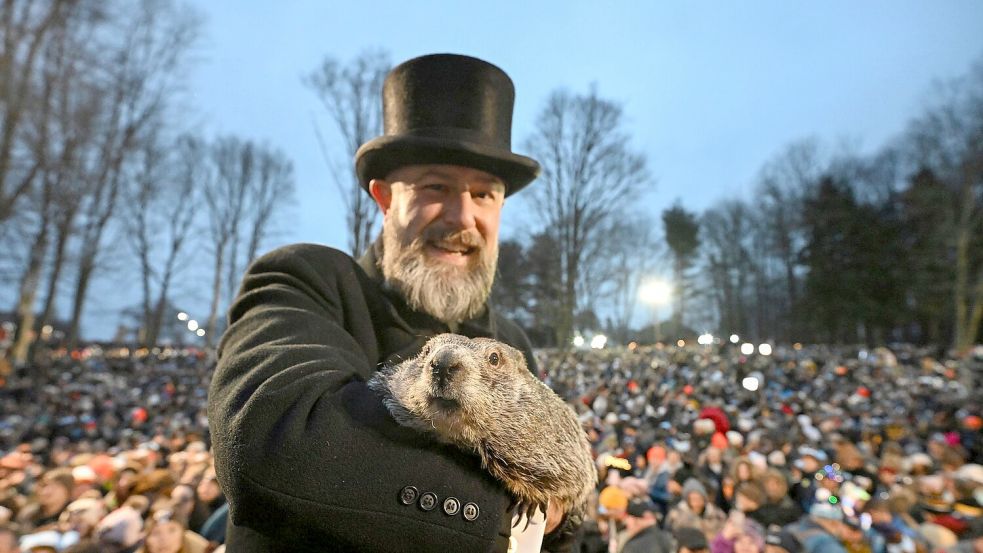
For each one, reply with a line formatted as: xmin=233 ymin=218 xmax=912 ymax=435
xmin=572 ymin=335 xmax=585 ymax=348
xmin=196 ymin=328 xmax=205 ymax=337
xmin=187 ymin=320 xmax=199 ymax=332
xmin=742 ymin=376 xmax=760 ymax=391
xmin=177 ymin=312 xmax=188 ymax=321
xmin=758 ymin=343 xmax=773 ymax=356
xmin=590 ymin=335 xmax=607 ymax=349
xmin=730 ymin=334 xmax=739 ymax=344
xmin=740 ymin=343 xmax=754 ymax=355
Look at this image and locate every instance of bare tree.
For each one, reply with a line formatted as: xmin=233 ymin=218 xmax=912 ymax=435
xmin=201 ymin=136 xmax=294 ymax=347
xmin=906 ymin=57 xmax=983 ymax=353
xmin=304 ymin=49 xmax=389 ymax=256
xmin=203 ymin=136 xmax=249 ymax=347
xmin=0 ymin=0 xmax=76 ymax=224
xmin=63 ymin=0 xmax=199 ymax=350
xmin=121 ymin=132 xmax=202 ymax=347
xmin=243 ymin=144 xmax=295 ymax=265
xmin=6 ymin=2 xmax=101 ymax=363
xmin=601 ymin=213 xmax=662 ymax=344
xmin=524 ymin=86 xmax=647 ymax=346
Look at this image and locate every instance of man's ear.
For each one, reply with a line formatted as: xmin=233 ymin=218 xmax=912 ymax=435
xmin=369 ymin=179 xmax=392 ymax=215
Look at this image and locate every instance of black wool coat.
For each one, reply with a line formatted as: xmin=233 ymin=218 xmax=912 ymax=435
xmin=208 ymin=242 xmax=538 ymax=552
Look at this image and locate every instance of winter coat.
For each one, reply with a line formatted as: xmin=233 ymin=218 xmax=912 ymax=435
xmin=208 ymin=243 xmax=538 ymax=553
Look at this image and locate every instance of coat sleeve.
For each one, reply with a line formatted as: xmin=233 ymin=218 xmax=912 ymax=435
xmin=207 ymin=244 xmax=512 ymax=552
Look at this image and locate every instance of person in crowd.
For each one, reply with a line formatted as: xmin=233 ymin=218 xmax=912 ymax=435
xmin=15 ymin=469 xmax=74 ymax=531
xmin=666 ymin=478 xmax=728 ymax=542
xmin=710 ymin=511 xmax=766 ymax=553
xmin=135 ymin=506 xmax=207 ymax=553
xmin=756 ymin=470 xmax=802 ymax=528
xmin=783 ymin=503 xmax=847 ymax=553
xmin=621 ymin=498 xmax=675 ymax=553
xmin=676 ymin=527 xmax=710 ymax=553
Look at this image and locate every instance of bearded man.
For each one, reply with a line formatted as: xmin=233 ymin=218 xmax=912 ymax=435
xmin=208 ymin=54 xmax=560 ymax=552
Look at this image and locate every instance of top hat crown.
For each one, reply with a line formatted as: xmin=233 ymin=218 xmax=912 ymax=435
xmin=355 ymin=53 xmax=540 ymax=196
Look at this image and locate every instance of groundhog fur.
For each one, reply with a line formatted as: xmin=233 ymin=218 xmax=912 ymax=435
xmin=369 ymin=334 xmax=596 ymax=531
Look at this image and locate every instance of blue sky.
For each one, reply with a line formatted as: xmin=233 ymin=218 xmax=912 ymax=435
xmin=186 ymin=1 xmax=983 ymax=247
xmin=66 ymin=1 xmax=983 ymax=339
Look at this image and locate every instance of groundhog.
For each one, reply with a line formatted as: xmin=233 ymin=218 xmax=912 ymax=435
xmin=368 ymin=333 xmax=596 ymax=531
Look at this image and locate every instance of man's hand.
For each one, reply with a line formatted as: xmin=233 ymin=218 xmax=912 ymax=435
xmin=545 ymin=501 xmax=564 ymax=534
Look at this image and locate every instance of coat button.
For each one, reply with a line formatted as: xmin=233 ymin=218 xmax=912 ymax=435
xmin=462 ymin=502 xmax=479 ymax=521
xmin=442 ymin=497 xmax=460 ymax=516
xmin=398 ymin=486 xmax=418 ymax=505
xmin=419 ymin=492 xmax=437 ymax=511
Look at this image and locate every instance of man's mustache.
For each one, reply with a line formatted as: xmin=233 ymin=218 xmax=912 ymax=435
xmin=420 ymin=228 xmax=485 ymax=250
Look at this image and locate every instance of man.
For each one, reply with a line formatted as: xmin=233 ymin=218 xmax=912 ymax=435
xmin=208 ymin=54 xmax=553 ymax=552
xmin=674 ymin=527 xmax=709 ymax=553
xmin=783 ymin=503 xmax=847 ymax=553
xmin=620 ymin=499 xmax=675 ymax=553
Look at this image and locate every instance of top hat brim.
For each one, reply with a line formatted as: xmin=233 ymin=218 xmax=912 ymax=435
xmin=355 ymin=134 xmax=540 ymax=197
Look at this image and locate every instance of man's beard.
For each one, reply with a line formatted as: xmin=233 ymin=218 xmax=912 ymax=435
xmin=380 ymin=218 xmax=498 ymax=324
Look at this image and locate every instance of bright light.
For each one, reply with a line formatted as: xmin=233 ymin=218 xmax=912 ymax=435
xmin=697 ymin=333 xmax=714 ymax=345
xmin=187 ymin=320 xmax=199 ymax=332
xmin=177 ymin=312 xmax=188 ymax=321
xmin=590 ymin=335 xmax=607 ymax=349
xmin=730 ymin=334 xmax=739 ymax=344
xmin=740 ymin=343 xmax=754 ymax=355
xmin=572 ymin=335 xmax=585 ymax=348
xmin=758 ymin=343 xmax=773 ymax=356
xmin=742 ymin=376 xmax=760 ymax=391
xmin=195 ymin=328 xmax=205 ymax=337
xmin=638 ymin=279 xmax=672 ymax=306
xmin=676 ymin=339 xmax=685 ymax=347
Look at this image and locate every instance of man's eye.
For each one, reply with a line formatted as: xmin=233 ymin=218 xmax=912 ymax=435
xmin=423 ymin=183 xmax=447 ymax=192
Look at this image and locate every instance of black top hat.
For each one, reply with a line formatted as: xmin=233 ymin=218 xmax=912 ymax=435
xmin=355 ymin=53 xmax=540 ymax=196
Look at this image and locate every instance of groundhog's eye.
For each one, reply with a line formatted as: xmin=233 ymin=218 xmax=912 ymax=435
xmin=488 ymin=352 xmax=500 ymax=366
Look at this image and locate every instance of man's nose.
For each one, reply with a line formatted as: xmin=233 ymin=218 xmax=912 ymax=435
xmin=442 ymin=192 xmax=477 ymax=230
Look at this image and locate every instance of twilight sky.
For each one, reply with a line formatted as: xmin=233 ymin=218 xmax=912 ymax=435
xmin=58 ymin=1 xmax=983 ymax=339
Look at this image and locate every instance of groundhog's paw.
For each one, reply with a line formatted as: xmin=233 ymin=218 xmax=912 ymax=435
xmin=509 ymin=499 xmax=549 ymax=531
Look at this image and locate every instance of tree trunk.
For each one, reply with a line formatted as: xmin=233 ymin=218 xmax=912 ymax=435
xmin=65 ymin=254 xmax=94 ymax=351
xmin=205 ymin=242 xmax=225 ymax=348
xmin=9 ymin=218 xmax=49 ymax=364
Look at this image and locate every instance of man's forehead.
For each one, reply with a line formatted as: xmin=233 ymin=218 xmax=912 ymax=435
xmin=387 ymin=164 xmax=505 ymax=188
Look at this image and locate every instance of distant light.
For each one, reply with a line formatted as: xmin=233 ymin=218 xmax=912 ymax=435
xmin=572 ymin=335 xmax=585 ymax=348
xmin=627 ymin=341 xmax=638 ymax=351
xmin=740 ymin=343 xmax=754 ymax=355
xmin=195 ymin=328 xmax=205 ymax=337
xmin=639 ymin=279 xmax=672 ymax=305
xmin=742 ymin=376 xmax=760 ymax=391
xmin=676 ymin=339 xmax=685 ymax=347
xmin=187 ymin=320 xmax=199 ymax=332
xmin=590 ymin=335 xmax=607 ymax=349
xmin=793 ymin=342 xmax=803 ymax=350
xmin=697 ymin=333 xmax=713 ymax=345
xmin=758 ymin=343 xmax=773 ymax=356
xmin=729 ymin=334 xmax=739 ymax=344
xmin=177 ymin=312 xmax=188 ymax=321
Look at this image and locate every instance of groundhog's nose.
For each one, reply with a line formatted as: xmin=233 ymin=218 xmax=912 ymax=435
xmin=430 ymin=348 xmax=464 ymax=386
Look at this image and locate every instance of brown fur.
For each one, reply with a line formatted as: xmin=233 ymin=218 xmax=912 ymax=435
xmin=369 ymin=334 xmax=596 ymax=527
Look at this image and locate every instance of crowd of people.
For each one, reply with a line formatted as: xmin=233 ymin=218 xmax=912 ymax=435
xmin=0 ymin=341 xmax=979 ymax=553
xmin=538 ymin=343 xmax=982 ymax=553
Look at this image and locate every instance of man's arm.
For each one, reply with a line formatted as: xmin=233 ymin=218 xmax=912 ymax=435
xmin=208 ymin=244 xmax=511 ymax=552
